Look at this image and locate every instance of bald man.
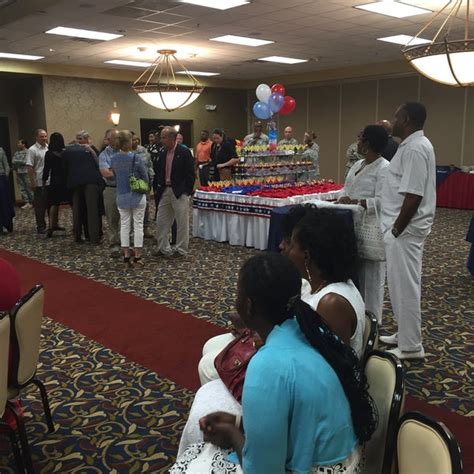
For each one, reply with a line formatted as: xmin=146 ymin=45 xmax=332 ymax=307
xmin=278 ymin=126 xmax=298 ymax=146
xmin=378 ymin=119 xmax=399 ymax=161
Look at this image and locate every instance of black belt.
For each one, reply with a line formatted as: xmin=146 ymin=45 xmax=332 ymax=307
xmin=106 ymin=185 xmax=116 ymax=188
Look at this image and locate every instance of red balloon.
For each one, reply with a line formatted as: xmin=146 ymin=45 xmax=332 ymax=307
xmin=271 ymin=83 xmax=285 ymax=96
xmin=279 ymin=96 xmax=296 ymax=115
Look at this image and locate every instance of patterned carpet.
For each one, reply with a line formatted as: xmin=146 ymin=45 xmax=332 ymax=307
xmin=0 ymin=206 xmax=473 ymax=472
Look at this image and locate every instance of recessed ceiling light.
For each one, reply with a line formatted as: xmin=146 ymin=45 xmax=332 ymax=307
xmin=377 ymin=34 xmax=431 ymax=46
xmin=210 ymin=35 xmax=273 ymax=47
xmin=105 ymin=59 xmax=152 ymax=67
xmin=0 ymin=52 xmax=44 ymax=60
xmin=179 ymin=0 xmax=249 ymax=10
xmin=258 ymin=56 xmax=308 ymax=64
xmin=177 ymin=70 xmax=220 ymax=76
xmin=355 ymin=1 xmax=431 ymax=18
xmin=46 ymin=26 xmax=122 ymax=41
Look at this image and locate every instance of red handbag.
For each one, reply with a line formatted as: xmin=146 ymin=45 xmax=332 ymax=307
xmin=214 ymin=329 xmax=257 ymax=402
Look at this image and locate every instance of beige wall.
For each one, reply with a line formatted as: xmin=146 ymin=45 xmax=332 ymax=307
xmin=42 ymin=76 xmax=247 ymax=148
xmin=247 ymin=74 xmax=474 ymax=182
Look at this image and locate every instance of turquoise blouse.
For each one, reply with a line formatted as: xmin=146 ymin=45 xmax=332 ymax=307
xmin=240 ymin=318 xmax=357 ymax=474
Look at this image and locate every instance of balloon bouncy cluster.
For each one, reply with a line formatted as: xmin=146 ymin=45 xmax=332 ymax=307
xmin=253 ymin=83 xmax=296 ymax=120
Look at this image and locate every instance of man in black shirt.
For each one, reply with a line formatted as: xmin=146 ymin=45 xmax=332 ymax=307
xmin=378 ymin=120 xmax=399 ymax=161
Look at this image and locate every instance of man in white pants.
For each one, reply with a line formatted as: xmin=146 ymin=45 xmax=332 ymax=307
xmin=379 ymin=102 xmax=436 ymax=360
xmin=153 ymin=126 xmax=195 ymax=257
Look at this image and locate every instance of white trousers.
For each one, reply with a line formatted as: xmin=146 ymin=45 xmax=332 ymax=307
xmin=118 ymin=195 xmax=146 ymax=248
xmin=384 ymin=230 xmax=426 ymax=351
xmin=198 ymin=333 xmax=236 ymax=386
xmin=156 ymin=187 xmax=190 ymax=256
xmin=358 ymin=259 xmax=386 ymax=324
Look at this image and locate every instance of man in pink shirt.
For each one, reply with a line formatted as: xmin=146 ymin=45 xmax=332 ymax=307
xmin=153 ymin=126 xmax=195 ymax=257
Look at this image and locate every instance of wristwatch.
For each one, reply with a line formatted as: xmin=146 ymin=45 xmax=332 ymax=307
xmin=391 ymin=227 xmax=400 ymax=238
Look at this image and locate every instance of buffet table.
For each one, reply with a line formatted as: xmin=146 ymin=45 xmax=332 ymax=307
xmin=437 ymin=171 xmax=474 ymax=210
xmin=192 ymin=188 xmax=341 ymax=250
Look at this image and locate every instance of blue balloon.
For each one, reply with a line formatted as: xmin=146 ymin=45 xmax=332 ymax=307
xmin=253 ymin=101 xmax=271 ymax=120
xmin=268 ymin=93 xmax=284 ymax=113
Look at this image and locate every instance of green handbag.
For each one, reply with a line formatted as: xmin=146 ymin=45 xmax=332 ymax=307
xmin=129 ymin=154 xmax=149 ymax=194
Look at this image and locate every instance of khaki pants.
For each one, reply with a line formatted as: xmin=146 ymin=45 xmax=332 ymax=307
xmin=384 ymin=230 xmax=426 ymax=352
xmin=103 ymin=186 xmax=120 ymax=247
xmin=155 ymin=187 xmax=189 ymax=256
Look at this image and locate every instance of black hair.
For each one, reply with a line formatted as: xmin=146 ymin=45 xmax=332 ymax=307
xmin=148 ymin=130 xmax=157 ymax=135
xmin=281 ymin=204 xmax=317 ymax=241
xmin=239 ymin=253 xmax=377 ymax=444
xmin=401 ymin=102 xmax=427 ymax=129
xmin=361 ymin=125 xmax=388 ymax=154
xmin=18 ymin=138 xmax=28 ymax=147
xmin=48 ymin=132 xmax=65 ymax=153
xmin=212 ymin=128 xmax=227 ymax=140
xmin=201 ymin=130 xmax=209 ymax=135
xmin=293 ymin=209 xmax=358 ymax=283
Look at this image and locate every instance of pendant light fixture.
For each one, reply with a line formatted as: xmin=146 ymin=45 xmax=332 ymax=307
xmin=402 ymin=0 xmax=474 ymax=87
xmin=132 ymin=49 xmax=203 ymax=111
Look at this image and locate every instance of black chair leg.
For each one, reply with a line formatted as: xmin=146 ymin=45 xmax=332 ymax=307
xmin=1 ymin=420 xmax=25 ymax=473
xmin=31 ymin=379 xmax=54 ymax=433
xmin=7 ymin=402 xmax=35 ymax=474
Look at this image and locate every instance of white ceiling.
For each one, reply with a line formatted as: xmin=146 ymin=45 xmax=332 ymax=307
xmin=0 ymin=0 xmax=471 ymax=80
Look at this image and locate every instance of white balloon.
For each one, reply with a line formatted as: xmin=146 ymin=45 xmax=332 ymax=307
xmin=256 ymin=83 xmax=271 ymax=103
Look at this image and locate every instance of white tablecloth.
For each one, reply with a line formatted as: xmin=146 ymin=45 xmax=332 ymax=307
xmin=192 ymin=189 xmax=342 ymax=250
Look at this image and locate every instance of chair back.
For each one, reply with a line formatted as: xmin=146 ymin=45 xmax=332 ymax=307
xmin=364 ymin=350 xmax=405 ymax=474
xmin=362 ymin=311 xmax=378 ymax=362
xmin=0 ymin=313 xmax=10 ymax=418
xmin=9 ymin=284 xmax=44 ymax=387
xmin=396 ymin=411 xmax=463 ymax=474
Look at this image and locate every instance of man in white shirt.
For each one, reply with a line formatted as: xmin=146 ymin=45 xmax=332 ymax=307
xmin=379 ymin=102 xmax=436 ymax=360
xmin=26 ymin=129 xmax=49 ymax=233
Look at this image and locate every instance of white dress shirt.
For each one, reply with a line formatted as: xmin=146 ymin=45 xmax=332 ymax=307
xmin=380 ymin=130 xmax=436 ymax=237
xmin=26 ymin=142 xmax=49 ymax=186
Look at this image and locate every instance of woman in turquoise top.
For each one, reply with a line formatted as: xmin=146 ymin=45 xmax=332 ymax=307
xmin=172 ymin=253 xmax=376 ymax=473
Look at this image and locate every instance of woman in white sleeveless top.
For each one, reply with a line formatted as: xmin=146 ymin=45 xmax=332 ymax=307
xmin=338 ymin=125 xmax=390 ymax=323
xmin=288 ymin=209 xmax=365 ymax=358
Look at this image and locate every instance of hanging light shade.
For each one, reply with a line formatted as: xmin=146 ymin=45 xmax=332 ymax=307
xmin=132 ymin=49 xmax=203 ymax=111
xmin=402 ymin=0 xmax=474 ymax=87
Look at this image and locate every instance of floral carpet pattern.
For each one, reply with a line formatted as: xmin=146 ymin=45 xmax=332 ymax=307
xmin=0 ymin=206 xmax=473 ymax=472
xmin=0 ymin=318 xmax=193 ymax=473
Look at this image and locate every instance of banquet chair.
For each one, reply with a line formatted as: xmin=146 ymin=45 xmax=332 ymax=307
xmin=395 ymin=411 xmax=463 ymax=474
xmin=0 ymin=312 xmax=25 ymax=473
xmin=361 ymin=311 xmax=378 ymax=363
xmin=8 ymin=284 xmax=54 ymax=472
xmin=363 ymin=350 xmax=405 ymax=474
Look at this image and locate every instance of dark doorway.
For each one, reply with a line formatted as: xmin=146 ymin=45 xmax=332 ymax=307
xmin=140 ymin=119 xmax=193 ymax=148
xmin=0 ymin=117 xmax=14 ymax=196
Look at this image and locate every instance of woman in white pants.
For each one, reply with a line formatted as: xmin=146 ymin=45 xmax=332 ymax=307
xmin=111 ymin=130 xmax=148 ymax=268
xmin=338 ymin=124 xmax=390 ymax=323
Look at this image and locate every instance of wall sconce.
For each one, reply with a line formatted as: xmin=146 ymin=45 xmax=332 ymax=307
xmin=110 ymin=101 xmax=120 ymax=127
xmin=174 ymin=124 xmax=180 ymax=132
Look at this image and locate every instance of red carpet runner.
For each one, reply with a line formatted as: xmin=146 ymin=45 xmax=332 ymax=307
xmin=0 ymin=248 xmax=225 ymax=391
xmin=0 ymin=248 xmax=472 ymax=471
